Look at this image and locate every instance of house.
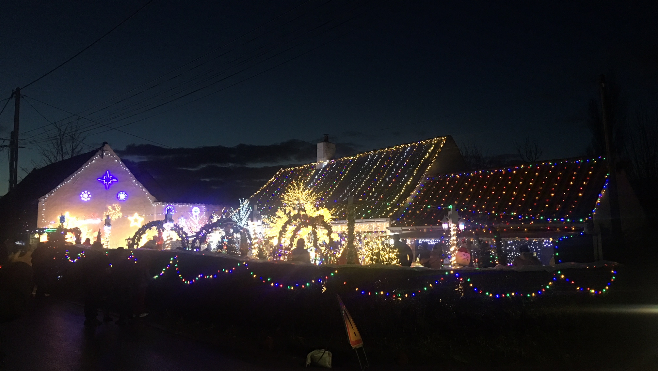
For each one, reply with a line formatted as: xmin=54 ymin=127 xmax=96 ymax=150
xmin=251 ymin=136 xmax=642 ymax=264
xmin=392 ymin=156 xmax=644 ymax=263
xmin=250 ymin=136 xmax=465 ymax=229
xmin=0 ymin=143 xmax=226 ymax=249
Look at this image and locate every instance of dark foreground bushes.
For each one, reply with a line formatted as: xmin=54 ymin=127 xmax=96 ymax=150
xmin=42 ymin=246 xmax=645 ymax=370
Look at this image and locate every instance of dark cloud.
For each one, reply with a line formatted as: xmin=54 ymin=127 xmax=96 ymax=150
xmin=118 ymin=139 xmax=318 ymax=168
xmin=117 ymin=139 xmax=361 ymax=206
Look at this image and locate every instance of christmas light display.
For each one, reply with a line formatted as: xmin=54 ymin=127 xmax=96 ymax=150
xmin=64 ymin=249 xmax=85 ymax=262
xmin=396 ymin=157 xmax=607 ymax=227
xmin=80 ymin=191 xmax=91 ymax=201
xmin=128 ymin=213 xmax=144 ymax=228
xmin=231 ymin=199 xmax=251 ymax=228
xmin=57 ymin=247 xmax=617 ymax=299
xmin=178 ymin=206 xmax=207 ymax=235
xmin=103 ymin=226 xmax=111 ymax=249
xmin=106 ymin=204 xmax=122 ymax=221
xmin=116 ymin=191 xmax=128 ymax=201
xmin=38 ymin=144 xmax=163 ymax=249
xmin=264 ymin=181 xmax=336 ymax=261
xmin=251 ymin=137 xmax=447 ymax=222
xmin=361 ymin=233 xmax=397 ymax=265
xmin=97 ymin=170 xmax=118 ymax=190
xmin=127 ymin=220 xmax=189 ymax=250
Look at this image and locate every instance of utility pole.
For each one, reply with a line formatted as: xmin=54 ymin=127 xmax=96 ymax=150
xmin=599 ymin=74 xmax=622 ymax=258
xmin=9 ymin=87 xmax=20 ymax=191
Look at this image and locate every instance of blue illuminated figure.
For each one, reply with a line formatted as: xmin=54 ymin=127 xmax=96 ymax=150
xmin=97 ymin=170 xmax=118 ymax=190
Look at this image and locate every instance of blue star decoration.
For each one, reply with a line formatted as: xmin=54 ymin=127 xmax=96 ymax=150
xmin=97 ymin=170 xmax=118 ymax=190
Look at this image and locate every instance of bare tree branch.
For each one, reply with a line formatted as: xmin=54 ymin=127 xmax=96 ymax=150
xmin=36 ymin=120 xmax=88 ymax=166
xmin=515 ymin=136 xmax=543 ymax=163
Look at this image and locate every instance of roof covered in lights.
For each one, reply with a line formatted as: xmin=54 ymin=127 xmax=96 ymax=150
xmin=394 ymin=157 xmax=608 ymax=227
xmin=250 ymin=136 xmax=465 ymax=220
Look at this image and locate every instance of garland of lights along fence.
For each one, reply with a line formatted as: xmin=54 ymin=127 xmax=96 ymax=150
xmin=58 ymin=248 xmax=617 ymax=300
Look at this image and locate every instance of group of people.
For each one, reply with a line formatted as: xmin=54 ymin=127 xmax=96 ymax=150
xmin=81 ymin=247 xmax=151 ymax=327
xmin=31 ymin=242 xmax=150 ymax=327
xmin=394 ymin=237 xmax=445 ymax=268
xmin=285 ymin=235 xmax=542 ymax=268
xmin=394 ymin=236 xmax=542 ymax=268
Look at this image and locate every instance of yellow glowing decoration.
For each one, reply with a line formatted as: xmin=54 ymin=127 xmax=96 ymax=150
xmin=362 ymin=233 xmax=397 ymax=265
xmin=450 ymin=222 xmax=458 ymax=266
xmin=264 ymin=181 xmax=334 ymax=259
xmin=107 ymin=204 xmax=122 ymax=221
xmin=138 ymin=228 xmax=158 ymax=248
xmin=128 ymin=213 xmax=144 ymax=228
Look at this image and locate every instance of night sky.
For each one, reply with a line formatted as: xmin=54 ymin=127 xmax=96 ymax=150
xmin=1 ymin=0 xmax=657 ymax=199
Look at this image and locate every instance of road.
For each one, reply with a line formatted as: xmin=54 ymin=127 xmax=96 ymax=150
xmin=0 ymin=299 xmax=279 ymax=371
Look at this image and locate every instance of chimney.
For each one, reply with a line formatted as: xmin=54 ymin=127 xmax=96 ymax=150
xmin=316 ymin=134 xmax=335 ymax=169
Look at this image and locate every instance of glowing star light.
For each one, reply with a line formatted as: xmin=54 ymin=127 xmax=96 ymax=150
xmin=128 ymin=213 xmax=144 ymax=228
xmin=117 ymin=191 xmax=128 ymax=201
xmin=80 ymin=191 xmax=91 ymax=201
xmin=97 ymin=170 xmax=118 ymax=190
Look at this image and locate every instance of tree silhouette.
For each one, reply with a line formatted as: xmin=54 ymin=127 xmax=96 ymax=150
xmin=515 ymin=136 xmax=543 ymax=163
xmin=36 ymin=120 xmax=87 ymax=165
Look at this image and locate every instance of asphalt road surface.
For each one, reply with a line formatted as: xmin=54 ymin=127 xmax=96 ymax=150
xmin=0 ymin=299 xmax=275 ymax=371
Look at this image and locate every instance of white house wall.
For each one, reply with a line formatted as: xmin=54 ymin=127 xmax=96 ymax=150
xmin=38 ymin=145 xmax=158 ymax=249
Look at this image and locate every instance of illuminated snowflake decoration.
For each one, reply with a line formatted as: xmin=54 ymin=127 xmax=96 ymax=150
xmin=97 ymin=170 xmax=118 ymax=190
xmin=116 ymin=191 xmax=128 ymax=201
xmin=80 ymin=191 xmax=91 ymax=201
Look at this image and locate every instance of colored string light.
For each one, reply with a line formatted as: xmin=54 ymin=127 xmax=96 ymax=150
xmin=64 ymin=249 xmax=85 ymax=262
xmin=55 ymin=248 xmax=619 ymax=299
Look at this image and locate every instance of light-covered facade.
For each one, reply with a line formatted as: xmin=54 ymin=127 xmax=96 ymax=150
xmin=37 ymin=144 xmax=223 ymax=248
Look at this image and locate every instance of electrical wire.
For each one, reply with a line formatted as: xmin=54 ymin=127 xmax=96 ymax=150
xmin=0 ymin=96 xmax=12 ymax=119
xmin=82 ymin=3 xmax=372 ymax=138
xmin=20 ymin=0 xmax=324 ymax=138
xmin=22 ymin=0 xmax=156 ymax=90
xmin=22 ymin=96 xmax=171 ymax=148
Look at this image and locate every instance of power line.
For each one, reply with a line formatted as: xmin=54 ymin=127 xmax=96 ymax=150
xmin=28 ymin=0 xmax=367 ymax=143
xmin=23 ymin=96 xmax=56 ymax=127
xmin=20 ymin=0 xmax=326 ymax=139
xmin=21 ymin=96 xmax=171 ymax=148
xmin=84 ymin=4 xmax=371 ymax=138
xmin=0 ymin=96 xmax=11 ymax=119
xmin=22 ymin=0 xmax=156 ymax=90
